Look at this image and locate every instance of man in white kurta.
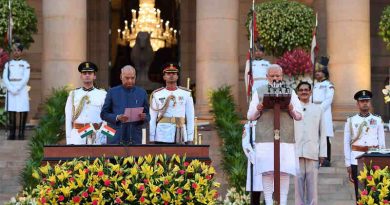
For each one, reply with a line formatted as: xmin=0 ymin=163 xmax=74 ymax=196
xmin=294 ymin=81 xmax=327 ymax=205
xmin=344 ymin=90 xmax=385 ymax=201
xmin=3 ymin=43 xmax=30 ymax=140
xmin=312 ymin=56 xmax=334 ymax=166
xmin=243 ymin=42 xmax=270 ymax=204
xmin=65 ymin=62 xmax=107 ymax=144
xmin=149 ymin=64 xmax=195 ymax=144
xmin=247 ymin=64 xmax=302 ymax=205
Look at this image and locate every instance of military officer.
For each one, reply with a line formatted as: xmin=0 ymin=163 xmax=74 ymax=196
xmin=3 ymin=42 xmax=30 ymax=140
xmin=312 ymin=56 xmax=334 ymax=166
xmin=149 ymin=63 xmax=195 ymax=144
xmin=344 ymin=90 xmax=386 ymax=201
xmin=65 ymin=62 xmax=107 ymax=144
xmin=244 ymin=41 xmax=270 ymax=99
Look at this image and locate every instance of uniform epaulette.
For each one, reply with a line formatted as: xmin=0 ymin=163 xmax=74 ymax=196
xmin=178 ymin=86 xmax=191 ymax=92
xmin=151 ymin=87 xmax=165 ymax=95
xmin=372 ymin=113 xmax=382 ymax=118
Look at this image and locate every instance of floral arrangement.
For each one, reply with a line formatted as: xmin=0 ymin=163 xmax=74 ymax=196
xmin=27 ymin=154 xmax=220 ymax=205
xmin=382 ymin=85 xmax=390 ymax=103
xmin=276 ymin=48 xmax=313 ymax=77
xmin=218 ymin=187 xmax=250 ymax=205
xmin=357 ymin=164 xmax=390 ymax=205
xmin=246 ymin=0 xmax=315 ymax=57
xmin=379 ymin=5 xmax=390 ymax=50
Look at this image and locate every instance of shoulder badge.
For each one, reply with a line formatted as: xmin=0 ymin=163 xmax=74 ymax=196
xmin=178 ymin=86 xmax=191 ymax=92
xmin=151 ymin=87 xmax=164 ymax=95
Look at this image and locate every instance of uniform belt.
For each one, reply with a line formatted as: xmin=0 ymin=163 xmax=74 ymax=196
xmin=9 ymin=79 xmax=22 ymax=81
xmin=351 ymin=145 xmax=378 ymax=152
xmin=159 ymin=117 xmax=185 ymax=126
xmin=73 ymin=123 xmax=102 ymax=130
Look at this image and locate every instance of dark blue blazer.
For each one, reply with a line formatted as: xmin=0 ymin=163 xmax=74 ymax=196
xmin=100 ymin=85 xmax=150 ymax=144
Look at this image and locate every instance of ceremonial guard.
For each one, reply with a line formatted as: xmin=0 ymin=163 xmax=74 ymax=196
xmin=344 ymin=90 xmax=386 ymax=201
xmin=3 ymin=42 xmax=30 ymax=140
xmin=149 ymin=64 xmax=195 ymax=144
xmin=312 ymin=56 xmax=334 ymax=166
xmin=65 ymin=62 xmax=107 ymax=144
xmin=244 ymin=42 xmax=270 ymax=95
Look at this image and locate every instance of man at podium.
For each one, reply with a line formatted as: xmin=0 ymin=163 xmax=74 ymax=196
xmin=247 ymin=64 xmax=302 ymax=205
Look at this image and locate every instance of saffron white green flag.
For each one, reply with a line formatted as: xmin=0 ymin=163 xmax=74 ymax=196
xmin=78 ymin=124 xmax=94 ymax=138
xmin=100 ymin=125 xmax=116 ymax=138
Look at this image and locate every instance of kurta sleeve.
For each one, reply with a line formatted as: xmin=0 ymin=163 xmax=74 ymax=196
xmin=142 ymin=91 xmax=150 ymax=122
xmin=290 ymin=91 xmax=303 ymax=121
xmin=344 ymin=118 xmax=352 ymax=167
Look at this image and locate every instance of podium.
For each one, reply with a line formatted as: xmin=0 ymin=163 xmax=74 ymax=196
xmin=356 ymin=152 xmax=390 ymax=190
xmin=43 ymin=144 xmax=211 ymax=164
xmin=262 ymin=90 xmax=291 ymax=204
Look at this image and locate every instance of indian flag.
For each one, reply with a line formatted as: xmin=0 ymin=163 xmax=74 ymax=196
xmin=78 ymin=124 xmax=94 ymax=138
xmin=100 ymin=125 xmax=116 ymax=138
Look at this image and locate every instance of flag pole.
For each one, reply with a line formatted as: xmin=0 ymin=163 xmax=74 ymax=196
xmin=6 ymin=0 xmax=12 ymax=140
xmin=249 ymin=1 xmax=255 ymax=204
xmin=311 ymin=13 xmax=318 ymax=103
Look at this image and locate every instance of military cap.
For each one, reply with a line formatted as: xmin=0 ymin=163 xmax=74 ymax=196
xmin=78 ymin=62 xmax=98 ymax=73
xmin=12 ymin=42 xmax=24 ymax=52
xmin=315 ymin=56 xmax=330 ymax=77
xmin=255 ymin=42 xmax=265 ymax=52
xmin=354 ymin=90 xmax=372 ymax=101
xmin=162 ymin=63 xmax=179 ymax=73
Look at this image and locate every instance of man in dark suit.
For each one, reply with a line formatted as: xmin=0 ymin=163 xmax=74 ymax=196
xmin=101 ymin=65 xmax=150 ymax=144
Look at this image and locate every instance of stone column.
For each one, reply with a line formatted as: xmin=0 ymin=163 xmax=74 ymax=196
xmin=326 ymin=0 xmax=370 ymax=120
xmin=196 ymin=0 xmax=239 ymax=118
xmin=42 ymin=0 xmax=87 ymax=96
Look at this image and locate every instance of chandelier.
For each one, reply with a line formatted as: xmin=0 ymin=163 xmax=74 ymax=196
xmin=117 ymin=0 xmax=178 ymax=52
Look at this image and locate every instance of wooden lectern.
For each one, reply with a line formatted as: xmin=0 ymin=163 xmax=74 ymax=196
xmin=262 ymin=88 xmax=291 ymax=204
xmin=356 ymin=152 xmax=390 ymax=190
xmin=43 ymin=144 xmax=211 ymax=165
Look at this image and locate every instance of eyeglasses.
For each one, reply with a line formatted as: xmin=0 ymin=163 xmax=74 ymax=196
xmin=298 ymin=88 xmax=310 ymax=92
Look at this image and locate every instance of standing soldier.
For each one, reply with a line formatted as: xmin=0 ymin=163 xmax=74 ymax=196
xmin=313 ymin=56 xmax=334 ymax=166
xmin=3 ymin=42 xmax=30 ymax=140
xmin=344 ymin=90 xmax=386 ymax=201
xmin=244 ymin=42 xmax=270 ymax=98
xmin=149 ymin=63 xmax=195 ymax=144
xmin=65 ymin=62 xmax=107 ymax=144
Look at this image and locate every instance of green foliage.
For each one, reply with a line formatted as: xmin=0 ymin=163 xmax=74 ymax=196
xmin=0 ymin=0 xmax=38 ymax=49
xmin=209 ymin=86 xmax=247 ymax=189
xmin=0 ymin=107 xmax=7 ymax=127
xmin=21 ymin=87 xmax=69 ymax=190
xmin=379 ymin=5 xmax=390 ymax=50
xmin=246 ymin=0 xmax=315 ymax=57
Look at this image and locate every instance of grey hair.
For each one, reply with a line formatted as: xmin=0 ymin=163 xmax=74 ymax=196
xmin=266 ymin=64 xmax=283 ymax=74
xmin=121 ymin=65 xmax=136 ymax=74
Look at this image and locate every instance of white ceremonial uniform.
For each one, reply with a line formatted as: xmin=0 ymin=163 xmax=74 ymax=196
xmin=294 ymin=102 xmax=327 ymax=205
xmin=3 ymin=59 xmax=30 ymax=112
xmin=344 ymin=113 xmax=386 ymax=167
xmin=149 ymin=87 xmax=195 ymax=143
xmin=65 ymin=87 xmax=107 ymax=145
xmin=312 ymin=80 xmax=334 ymax=137
xmin=244 ymin=59 xmax=270 ymax=94
xmin=247 ymin=90 xmax=302 ymax=176
xmin=242 ymin=122 xmax=263 ymax=191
